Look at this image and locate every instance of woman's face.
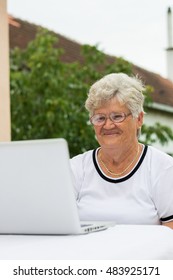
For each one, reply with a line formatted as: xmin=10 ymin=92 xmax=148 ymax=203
xmin=92 ymin=97 xmax=144 ymax=149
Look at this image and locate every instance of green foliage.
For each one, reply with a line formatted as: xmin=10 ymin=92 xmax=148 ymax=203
xmin=141 ymin=123 xmax=173 ymax=145
xmin=143 ymin=85 xmax=154 ymax=109
xmin=10 ymin=29 xmax=173 ymax=156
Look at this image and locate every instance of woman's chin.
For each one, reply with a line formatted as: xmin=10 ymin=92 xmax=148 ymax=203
xmin=99 ymin=135 xmax=121 ymax=147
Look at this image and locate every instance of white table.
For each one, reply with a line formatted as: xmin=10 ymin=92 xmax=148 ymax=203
xmin=0 ymin=225 xmax=173 ymax=260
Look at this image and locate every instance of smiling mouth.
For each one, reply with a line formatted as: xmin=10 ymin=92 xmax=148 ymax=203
xmin=102 ymin=130 xmax=120 ymax=135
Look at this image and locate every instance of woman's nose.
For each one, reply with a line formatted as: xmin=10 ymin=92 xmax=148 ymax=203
xmin=103 ymin=117 xmax=116 ymax=128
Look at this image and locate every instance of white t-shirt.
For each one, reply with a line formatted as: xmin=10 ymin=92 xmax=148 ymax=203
xmin=70 ymin=145 xmax=173 ymax=225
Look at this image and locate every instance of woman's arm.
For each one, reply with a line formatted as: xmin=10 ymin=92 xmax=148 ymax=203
xmin=162 ymin=221 xmax=173 ymax=229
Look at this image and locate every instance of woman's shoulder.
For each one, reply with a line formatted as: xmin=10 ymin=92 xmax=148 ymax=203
xmin=70 ymin=149 xmax=94 ymax=165
xmin=147 ymin=145 xmax=173 ymax=168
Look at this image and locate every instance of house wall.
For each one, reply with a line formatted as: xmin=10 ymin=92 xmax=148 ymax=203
xmin=142 ymin=108 xmax=173 ymax=154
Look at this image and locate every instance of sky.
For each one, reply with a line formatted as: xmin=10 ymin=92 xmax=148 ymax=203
xmin=7 ymin=0 xmax=173 ymax=78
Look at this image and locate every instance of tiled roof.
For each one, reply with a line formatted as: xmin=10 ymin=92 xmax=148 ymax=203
xmin=133 ymin=65 xmax=173 ymax=108
xmin=9 ymin=17 xmax=83 ymax=63
xmin=9 ymin=16 xmax=173 ymax=108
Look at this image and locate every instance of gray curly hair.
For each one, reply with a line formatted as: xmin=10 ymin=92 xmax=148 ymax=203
xmin=85 ymin=73 xmax=145 ymax=117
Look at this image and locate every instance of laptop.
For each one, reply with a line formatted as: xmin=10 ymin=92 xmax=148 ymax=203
xmin=0 ymin=138 xmax=115 ymax=235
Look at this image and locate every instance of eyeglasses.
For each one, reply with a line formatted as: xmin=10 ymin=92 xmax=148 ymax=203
xmin=90 ymin=112 xmax=132 ymax=126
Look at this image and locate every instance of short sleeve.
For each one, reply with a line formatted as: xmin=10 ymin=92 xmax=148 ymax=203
xmin=70 ymin=154 xmax=84 ymax=200
xmin=152 ymin=165 xmax=173 ymax=223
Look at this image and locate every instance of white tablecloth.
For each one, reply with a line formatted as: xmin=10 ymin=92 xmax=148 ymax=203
xmin=0 ymin=225 xmax=173 ymax=260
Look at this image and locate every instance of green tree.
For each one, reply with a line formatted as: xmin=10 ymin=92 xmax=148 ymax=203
xmin=10 ymin=29 xmax=173 ymax=157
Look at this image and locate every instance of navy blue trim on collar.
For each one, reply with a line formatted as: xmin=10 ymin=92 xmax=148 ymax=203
xmin=92 ymin=145 xmax=148 ymax=183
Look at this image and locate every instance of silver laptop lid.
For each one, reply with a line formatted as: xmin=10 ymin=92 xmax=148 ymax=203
xmin=0 ymin=138 xmax=82 ymax=234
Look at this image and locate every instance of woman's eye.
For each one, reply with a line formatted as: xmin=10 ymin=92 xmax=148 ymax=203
xmin=97 ymin=116 xmax=105 ymax=122
xmin=112 ymin=114 xmax=122 ymax=120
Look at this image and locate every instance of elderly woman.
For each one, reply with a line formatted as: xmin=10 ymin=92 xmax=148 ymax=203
xmin=70 ymin=73 xmax=173 ymax=229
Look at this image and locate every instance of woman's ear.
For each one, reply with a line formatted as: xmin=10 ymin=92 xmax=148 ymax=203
xmin=137 ymin=112 xmax=144 ymax=128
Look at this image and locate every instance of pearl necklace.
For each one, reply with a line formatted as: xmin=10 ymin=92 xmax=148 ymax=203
xmin=98 ymin=145 xmax=140 ymax=176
